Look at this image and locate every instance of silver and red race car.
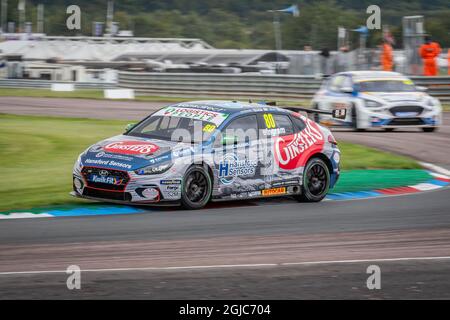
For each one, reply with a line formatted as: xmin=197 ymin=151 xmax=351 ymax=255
xmin=72 ymin=101 xmax=344 ymax=209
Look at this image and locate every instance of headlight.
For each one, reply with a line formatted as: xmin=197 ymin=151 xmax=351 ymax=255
xmin=365 ymin=100 xmax=382 ymax=108
xmin=426 ymin=98 xmax=439 ymax=107
xmin=135 ymin=163 xmax=173 ymax=175
xmin=74 ymin=155 xmax=83 ymax=170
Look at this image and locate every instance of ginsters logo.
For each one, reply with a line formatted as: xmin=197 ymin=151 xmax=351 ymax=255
xmin=104 ymin=141 xmax=159 ymax=155
xmin=274 ymin=118 xmax=324 ymax=170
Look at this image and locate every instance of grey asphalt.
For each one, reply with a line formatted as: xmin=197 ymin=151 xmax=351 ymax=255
xmin=1 ymin=96 xmax=450 ymax=299
xmin=1 ymin=189 xmax=450 ymax=299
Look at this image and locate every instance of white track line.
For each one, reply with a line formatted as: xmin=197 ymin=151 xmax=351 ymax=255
xmin=1 ymin=256 xmax=450 ymax=276
xmin=419 ymin=162 xmax=450 ymax=177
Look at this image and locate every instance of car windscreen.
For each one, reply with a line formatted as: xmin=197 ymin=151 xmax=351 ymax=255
xmin=126 ymin=116 xmax=220 ymax=142
xmin=354 ymin=79 xmax=416 ymax=92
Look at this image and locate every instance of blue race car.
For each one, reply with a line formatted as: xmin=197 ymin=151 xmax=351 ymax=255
xmin=72 ymin=101 xmax=343 ymax=209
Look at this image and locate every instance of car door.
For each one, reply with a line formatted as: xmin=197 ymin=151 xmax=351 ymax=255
xmin=213 ymin=114 xmax=261 ymax=198
xmin=257 ymin=112 xmax=298 ymax=189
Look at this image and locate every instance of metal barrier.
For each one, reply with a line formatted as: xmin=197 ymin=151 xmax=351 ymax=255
xmin=0 ymin=79 xmax=116 ymax=90
xmin=118 ymin=72 xmax=450 ymax=102
xmin=1 ymin=74 xmax=449 ymax=102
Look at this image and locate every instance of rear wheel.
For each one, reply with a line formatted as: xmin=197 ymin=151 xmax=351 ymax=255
xmin=384 ymin=128 xmax=395 ymax=132
xmin=181 ymin=165 xmax=212 ymax=210
xmin=422 ymin=127 xmax=436 ymax=132
xmin=296 ymin=158 xmax=330 ymax=202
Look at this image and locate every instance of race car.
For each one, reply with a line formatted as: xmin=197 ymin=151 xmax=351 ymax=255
xmin=311 ymin=71 xmax=442 ymax=132
xmin=72 ymin=101 xmax=344 ymax=209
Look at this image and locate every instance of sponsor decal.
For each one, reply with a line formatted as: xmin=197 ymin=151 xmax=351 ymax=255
xmin=165 ymin=185 xmax=180 ymax=191
xmin=395 ymin=112 xmax=418 ymax=117
xmin=104 ymin=141 xmax=159 ymax=155
xmin=247 ymin=191 xmax=262 ymax=198
xmin=95 ymin=151 xmax=133 ymax=161
xmin=262 ymin=187 xmax=286 ymax=196
xmin=142 ymin=188 xmax=159 ymax=200
xmin=218 ymin=154 xmax=258 ymax=185
xmin=274 ymin=117 xmax=324 ymax=170
xmin=84 ymin=158 xmax=132 ymax=170
xmin=155 ymin=106 xmax=229 ymax=126
xmin=149 ymin=154 xmax=171 ymax=164
xmin=166 ymin=191 xmax=180 ymax=197
xmin=89 ymin=174 xmax=124 ymax=185
xmin=262 ymin=128 xmax=286 ymax=136
xmin=160 ymin=179 xmax=182 ymax=185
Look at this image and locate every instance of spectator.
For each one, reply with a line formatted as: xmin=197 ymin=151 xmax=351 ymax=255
xmin=319 ymin=48 xmax=331 ymax=75
xmin=380 ymin=39 xmax=393 ymax=71
xmin=336 ymin=46 xmax=349 ymax=72
xmin=419 ymin=35 xmax=441 ymax=76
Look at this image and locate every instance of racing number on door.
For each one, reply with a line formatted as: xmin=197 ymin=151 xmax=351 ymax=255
xmin=263 ymin=114 xmax=276 ymax=128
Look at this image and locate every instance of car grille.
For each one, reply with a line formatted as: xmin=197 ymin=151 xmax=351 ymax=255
xmin=389 ymin=118 xmax=424 ymax=126
xmin=83 ymin=188 xmax=132 ymax=201
xmin=81 ymin=167 xmax=130 ymax=191
xmin=389 ymin=105 xmax=424 ymax=116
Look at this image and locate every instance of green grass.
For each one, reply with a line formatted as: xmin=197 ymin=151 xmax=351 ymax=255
xmin=0 ymin=114 xmax=421 ymax=211
xmin=338 ymin=142 xmax=421 ymax=170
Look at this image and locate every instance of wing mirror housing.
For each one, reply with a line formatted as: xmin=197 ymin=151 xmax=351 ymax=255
xmin=125 ymin=123 xmax=136 ymax=132
xmin=340 ymin=86 xmax=354 ymax=94
xmin=416 ymin=86 xmax=428 ymax=92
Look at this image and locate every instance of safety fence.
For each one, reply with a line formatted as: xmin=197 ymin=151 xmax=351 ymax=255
xmin=118 ymin=72 xmax=450 ymax=102
xmin=0 ymin=79 xmax=116 ymax=90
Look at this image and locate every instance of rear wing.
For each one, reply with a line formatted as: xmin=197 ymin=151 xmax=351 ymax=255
xmin=255 ymin=101 xmax=347 ymax=120
xmin=283 ymin=106 xmax=347 ymax=120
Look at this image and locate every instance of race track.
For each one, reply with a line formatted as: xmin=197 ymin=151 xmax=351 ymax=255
xmin=0 ymin=97 xmax=450 ymax=299
xmin=1 ymin=96 xmax=449 ymax=165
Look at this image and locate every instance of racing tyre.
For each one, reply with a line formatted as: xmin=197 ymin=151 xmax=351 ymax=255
xmin=422 ymin=127 xmax=436 ymax=132
xmin=296 ymin=158 xmax=330 ymax=202
xmin=384 ymin=128 xmax=395 ymax=132
xmin=181 ymin=165 xmax=212 ymax=210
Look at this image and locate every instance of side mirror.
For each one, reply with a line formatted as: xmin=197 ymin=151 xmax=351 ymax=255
xmin=416 ymin=86 xmax=428 ymax=92
xmin=340 ymin=86 xmax=354 ymax=94
xmin=125 ymin=123 xmax=136 ymax=132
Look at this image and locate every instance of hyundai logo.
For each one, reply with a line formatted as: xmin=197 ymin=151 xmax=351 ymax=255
xmin=99 ymin=170 xmax=109 ymax=176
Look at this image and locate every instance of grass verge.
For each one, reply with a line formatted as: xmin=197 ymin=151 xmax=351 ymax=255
xmin=0 ymin=114 xmax=421 ymax=211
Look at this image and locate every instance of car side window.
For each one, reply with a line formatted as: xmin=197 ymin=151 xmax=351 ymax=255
xmin=291 ymin=115 xmax=306 ymax=132
xmin=328 ymin=75 xmax=345 ymax=92
xmin=215 ymin=114 xmax=258 ymax=146
xmin=273 ymin=114 xmax=294 ymax=135
xmin=260 ymin=113 xmax=294 ymax=137
xmin=341 ymin=76 xmax=353 ymax=89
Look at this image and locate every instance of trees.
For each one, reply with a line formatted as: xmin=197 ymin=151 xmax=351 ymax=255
xmin=19 ymin=0 xmax=450 ymax=49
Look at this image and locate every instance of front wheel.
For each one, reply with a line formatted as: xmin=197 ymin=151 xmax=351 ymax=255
xmin=181 ymin=165 xmax=212 ymax=210
xmin=422 ymin=127 xmax=436 ymax=132
xmin=296 ymin=158 xmax=330 ymax=202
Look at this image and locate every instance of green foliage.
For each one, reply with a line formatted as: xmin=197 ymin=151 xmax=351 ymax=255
xmin=11 ymin=1 xmax=450 ymax=48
